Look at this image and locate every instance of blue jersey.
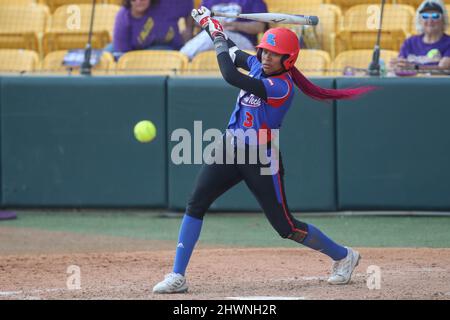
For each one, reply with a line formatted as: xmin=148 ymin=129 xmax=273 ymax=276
xmin=227 ymin=55 xmax=294 ymax=144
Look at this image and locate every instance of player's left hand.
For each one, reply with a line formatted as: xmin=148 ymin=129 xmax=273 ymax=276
xmin=191 ymin=6 xmax=212 ymax=28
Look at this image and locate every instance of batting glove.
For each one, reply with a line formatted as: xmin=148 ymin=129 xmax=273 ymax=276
xmin=207 ymin=18 xmax=228 ymax=40
xmin=191 ymin=6 xmax=212 ymax=28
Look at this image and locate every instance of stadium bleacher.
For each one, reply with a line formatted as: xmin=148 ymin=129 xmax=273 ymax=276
xmin=116 ymin=50 xmax=188 ymax=75
xmin=0 ymin=0 xmax=444 ymax=75
xmin=0 ymin=48 xmax=40 ymax=73
xmin=0 ymin=3 xmax=49 ymax=54
xmin=41 ymin=49 xmax=115 ymax=74
xmin=42 ymin=3 xmax=119 ymax=55
xmin=328 ymin=49 xmax=399 ymax=75
xmin=296 ymin=49 xmax=332 ymax=76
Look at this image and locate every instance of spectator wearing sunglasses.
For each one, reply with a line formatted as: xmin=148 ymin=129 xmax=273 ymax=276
xmin=391 ymin=0 xmax=450 ymax=75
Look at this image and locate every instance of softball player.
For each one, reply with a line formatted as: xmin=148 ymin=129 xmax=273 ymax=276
xmin=153 ymin=7 xmax=374 ymax=294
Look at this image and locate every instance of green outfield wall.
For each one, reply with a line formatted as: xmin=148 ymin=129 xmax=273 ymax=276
xmin=336 ymin=77 xmax=450 ymax=210
xmin=0 ymin=76 xmax=167 ymax=207
xmin=1 ymin=76 xmax=449 ymax=211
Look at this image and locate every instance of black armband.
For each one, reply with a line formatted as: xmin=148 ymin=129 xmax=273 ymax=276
xmin=206 ymin=27 xmax=250 ymax=70
xmin=213 ymin=36 xmax=229 ymax=56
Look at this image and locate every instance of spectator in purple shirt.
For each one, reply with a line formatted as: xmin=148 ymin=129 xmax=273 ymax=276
xmin=391 ymin=0 xmax=450 ymax=75
xmin=106 ymin=0 xmax=194 ymax=57
xmin=180 ymin=0 xmax=267 ymax=60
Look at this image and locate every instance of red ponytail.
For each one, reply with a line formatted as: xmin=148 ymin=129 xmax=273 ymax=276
xmin=289 ymin=67 xmax=376 ymax=101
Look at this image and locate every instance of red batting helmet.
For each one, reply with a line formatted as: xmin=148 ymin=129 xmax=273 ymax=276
xmin=256 ymin=27 xmax=300 ymax=71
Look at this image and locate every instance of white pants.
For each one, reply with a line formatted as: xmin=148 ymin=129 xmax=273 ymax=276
xmin=180 ymin=30 xmax=255 ymax=60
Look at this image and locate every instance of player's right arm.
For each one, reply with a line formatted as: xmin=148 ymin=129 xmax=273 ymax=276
xmin=191 ymin=7 xmax=291 ymax=104
xmin=192 ymin=6 xmax=251 ymax=71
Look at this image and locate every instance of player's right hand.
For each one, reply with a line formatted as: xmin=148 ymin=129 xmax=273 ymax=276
xmin=191 ymin=6 xmax=212 ymax=29
xmin=207 ymin=18 xmax=228 ymax=40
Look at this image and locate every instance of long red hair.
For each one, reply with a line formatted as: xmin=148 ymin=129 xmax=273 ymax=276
xmin=289 ymin=67 xmax=376 ymax=101
xmin=256 ymin=28 xmax=375 ymax=100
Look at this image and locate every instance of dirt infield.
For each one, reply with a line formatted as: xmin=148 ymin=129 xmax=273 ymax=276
xmin=1 ymin=227 xmax=450 ymax=300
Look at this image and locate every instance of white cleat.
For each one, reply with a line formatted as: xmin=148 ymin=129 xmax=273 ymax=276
xmin=328 ymin=247 xmax=361 ymax=285
xmin=153 ymin=272 xmax=188 ymax=294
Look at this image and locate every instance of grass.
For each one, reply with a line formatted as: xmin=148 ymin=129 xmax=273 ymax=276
xmin=1 ymin=210 xmax=450 ymax=248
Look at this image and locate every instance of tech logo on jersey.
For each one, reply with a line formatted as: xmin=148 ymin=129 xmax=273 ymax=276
xmin=241 ymin=93 xmax=262 ymax=108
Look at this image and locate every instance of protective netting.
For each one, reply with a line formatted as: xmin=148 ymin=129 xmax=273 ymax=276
xmin=0 ymin=0 xmax=448 ymax=76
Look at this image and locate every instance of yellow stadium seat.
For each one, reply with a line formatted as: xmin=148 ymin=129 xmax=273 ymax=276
xmin=329 ymin=49 xmax=399 ymax=76
xmin=41 ymin=0 xmax=111 ymax=13
xmin=265 ymin=0 xmax=324 ymax=11
xmin=41 ymin=50 xmax=114 ymax=75
xmin=43 ymin=4 xmax=120 ymax=55
xmin=323 ymin=0 xmax=394 ymax=14
xmin=396 ymin=0 xmax=424 ymax=9
xmin=186 ymin=50 xmax=220 ymax=76
xmin=185 ymin=50 xmax=256 ymax=76
xmin=0 ymin=0 xmax=39 ymax=5
xmin=106 ymin=0 xmax=123 ymax=5
xmin=116 ymin=50 xmax=188 ymax=75
xmin=0 ymin=4 xmax=49 ymax=52
xmin=266 ymin=4 xmax=342 ymax=59
xmin=337 ymin=4 xmax=415 ymax=53
xmin=0 ymin=49 xmax=40 ymax=73
xmin=295 ymin=49 xmax=331 ymax=76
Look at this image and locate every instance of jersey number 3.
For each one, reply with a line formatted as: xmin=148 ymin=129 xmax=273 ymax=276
xmin=243 ymin=111 xmax=253 ymax=128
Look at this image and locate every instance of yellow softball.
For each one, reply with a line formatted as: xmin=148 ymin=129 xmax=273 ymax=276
xmin=134 ymin=120 xmax=157 ymax=143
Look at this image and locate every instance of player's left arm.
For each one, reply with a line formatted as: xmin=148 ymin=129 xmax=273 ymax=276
xmin=204 ymin=27 xmax=252 ymax=71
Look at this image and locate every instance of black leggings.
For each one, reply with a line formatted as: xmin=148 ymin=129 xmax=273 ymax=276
xmin=186 ymin=135 xmax=309 ymax=242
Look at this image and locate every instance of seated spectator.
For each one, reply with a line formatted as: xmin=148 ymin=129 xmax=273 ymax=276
xmin=391 ymin=0 xmax=450 ymax=75
xmin=180 ymin=0 xmax=267 ymax=60
xmin=106 ymin=0 xmax=194 ymax=58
